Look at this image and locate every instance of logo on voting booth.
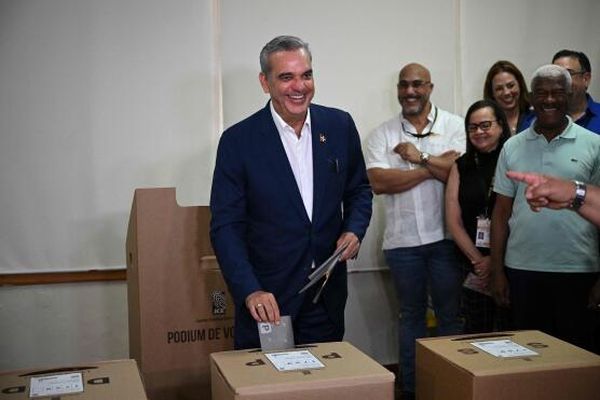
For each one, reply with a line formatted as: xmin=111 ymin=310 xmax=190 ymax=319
xmin=211 ymin=290 xmax=227 ymax=316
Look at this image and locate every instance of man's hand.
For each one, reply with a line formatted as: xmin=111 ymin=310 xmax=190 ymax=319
xmin=394 ymin=142 xmax=421 ymax=164
xmin=394 ymin=143 xmax=460 ymax=183
xmin=506 ymin=171 xmax=573 ymax=211
xmin=337 ymin=232 xmax=360 ymax=261
xmin=245 ymin=290 xmax=280 ymax=324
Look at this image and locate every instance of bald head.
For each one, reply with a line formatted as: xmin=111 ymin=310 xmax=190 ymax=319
xmin=399 ymin=63 xmax=431 ymax=83
xmin=397 ymin=63 xmax=433 ymax=118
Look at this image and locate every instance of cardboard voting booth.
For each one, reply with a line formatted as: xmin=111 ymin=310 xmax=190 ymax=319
xmin=0 ymin=359 xmax=147 ymax=400
xmin=126 ymin=188 xmax=234 ymax=400
xmin=416 ymin=330 xmax=600 ymax=400
xmin=210 ymin=341 xmax=395 ymax=400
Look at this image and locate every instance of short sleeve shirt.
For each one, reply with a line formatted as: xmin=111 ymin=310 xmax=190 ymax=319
xmin=365 ymin=105 xmax=465 ymax=249
xmin=494 ymin=118 xmax=600 ymax=273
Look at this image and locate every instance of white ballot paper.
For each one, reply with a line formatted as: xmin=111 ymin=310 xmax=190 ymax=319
xmin=258 ymin=315 xmax=294 ymax=351
xmin=30 ymin=372 xmax=84 ymax=397
xmin=471 ymin=339 xmax=539 ymax=358
xmin=264 ymin=349 xmax=325 ymax=372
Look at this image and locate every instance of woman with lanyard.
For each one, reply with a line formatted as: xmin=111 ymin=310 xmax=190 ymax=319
xmin=445 ymin=99 xmax=512 ymax=333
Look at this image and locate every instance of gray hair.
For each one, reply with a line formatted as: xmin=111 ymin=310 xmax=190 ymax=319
xmin=530 ymin=64 xmax=572 ymax=92
xmin=259 ymin=35 xmax=312 ymax=76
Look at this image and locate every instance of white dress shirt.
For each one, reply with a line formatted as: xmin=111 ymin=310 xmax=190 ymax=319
xmin=270 ymin=103 xmax=314 ymax=221
xmin=365 ymin=104 xmax=465 ymax=249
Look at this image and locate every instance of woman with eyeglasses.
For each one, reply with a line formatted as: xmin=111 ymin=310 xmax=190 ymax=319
xmin=483 ymin=60 xmax=533 ymax=135
xmin=445 ymin=100 xmax=512 ymax=333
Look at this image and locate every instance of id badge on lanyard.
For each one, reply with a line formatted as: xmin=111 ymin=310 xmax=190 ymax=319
xmin=475 ymin=216 xmax=491 ymax=248
xmin=474 ymin=158 xmax=494 ymax=249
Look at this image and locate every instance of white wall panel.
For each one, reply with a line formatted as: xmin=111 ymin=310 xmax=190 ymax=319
xmin=0 ymin=0 xmax=219 ymax=273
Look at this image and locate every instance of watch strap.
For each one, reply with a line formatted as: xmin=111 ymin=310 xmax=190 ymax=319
xmin=570 ymin=180 xmax=586 ymax=210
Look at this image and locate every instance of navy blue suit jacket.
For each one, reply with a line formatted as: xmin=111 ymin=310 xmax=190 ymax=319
xmin=210 ymin=102 xmax=372 ymax=348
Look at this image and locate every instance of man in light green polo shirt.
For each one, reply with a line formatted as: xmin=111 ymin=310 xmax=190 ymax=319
xmin=491 ymin=64 xmax=600 ymax=353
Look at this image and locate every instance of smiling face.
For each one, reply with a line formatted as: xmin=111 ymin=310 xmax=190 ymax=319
xmin=492 ymin=72 xmax=520 ymax=112
xmin=259 ymin=48 xmax=314 ymax=130
xmin=531 ymin=76 xmax=569 ymax=133
xmin=467 ymin=106 xmax=503 ymax=153
xmin=397 ymin=64 xmax=433 ymax=117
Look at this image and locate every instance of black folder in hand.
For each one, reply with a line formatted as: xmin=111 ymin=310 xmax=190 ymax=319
xmin=298 ymin=243 xmax=348 ymax=303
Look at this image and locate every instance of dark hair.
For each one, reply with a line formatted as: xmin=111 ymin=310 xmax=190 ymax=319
xmin=483 ymin=60 xmax=531 ymax=115
xmin=259 ymin=36 xmax=311 ymax=76
xmin=552 ymin=49 xmax=591 ymax=73
xmin=463 ymin=100 xmax=511 ymax=167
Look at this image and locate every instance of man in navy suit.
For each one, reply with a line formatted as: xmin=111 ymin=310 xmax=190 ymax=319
xmin=210 ymin=35 xmax=372 ymax=349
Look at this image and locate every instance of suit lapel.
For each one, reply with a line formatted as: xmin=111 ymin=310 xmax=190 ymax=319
xmin=258 ymin=104 xmax=310 ymax=223
xmin=311 ymin=105 xmax=330 ymax=225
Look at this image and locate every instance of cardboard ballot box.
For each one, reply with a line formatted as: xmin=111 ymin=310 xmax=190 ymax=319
xmin=210 ymin=341 xmax=394 ymax=400
xmin=126 ymin=188 xmax=235 ymax=400
xmin=416 ymin=330 xmax=600 ymax=400
xmin=0 ymin=359 xmax=147 ymax=400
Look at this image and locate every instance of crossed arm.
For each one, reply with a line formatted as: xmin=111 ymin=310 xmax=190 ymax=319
xmin=368 ymin=143 xmax=459 ymax=195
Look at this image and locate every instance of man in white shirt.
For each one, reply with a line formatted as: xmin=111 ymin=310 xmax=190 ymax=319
xmin=365 ymin=63 xmax=465 ymax=398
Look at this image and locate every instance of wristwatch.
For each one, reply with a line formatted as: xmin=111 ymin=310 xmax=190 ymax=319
xmin=419 ymin=151 xmax=430 ymax=165
xmin=570 ymin=180 xmax=587 ymax=210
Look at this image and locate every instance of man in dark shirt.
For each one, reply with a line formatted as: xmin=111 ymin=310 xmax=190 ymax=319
xmin=553 ymin=49 xmax=600 ymax=134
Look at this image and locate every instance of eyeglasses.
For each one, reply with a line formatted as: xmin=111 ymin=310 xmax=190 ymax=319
xmin=398 ymin=80 xmax=431 ymax=90
xmin=467 ymin=120 xmax=497 ymax=133
xmin=566 ymin=69 xmax=586 ymax=77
